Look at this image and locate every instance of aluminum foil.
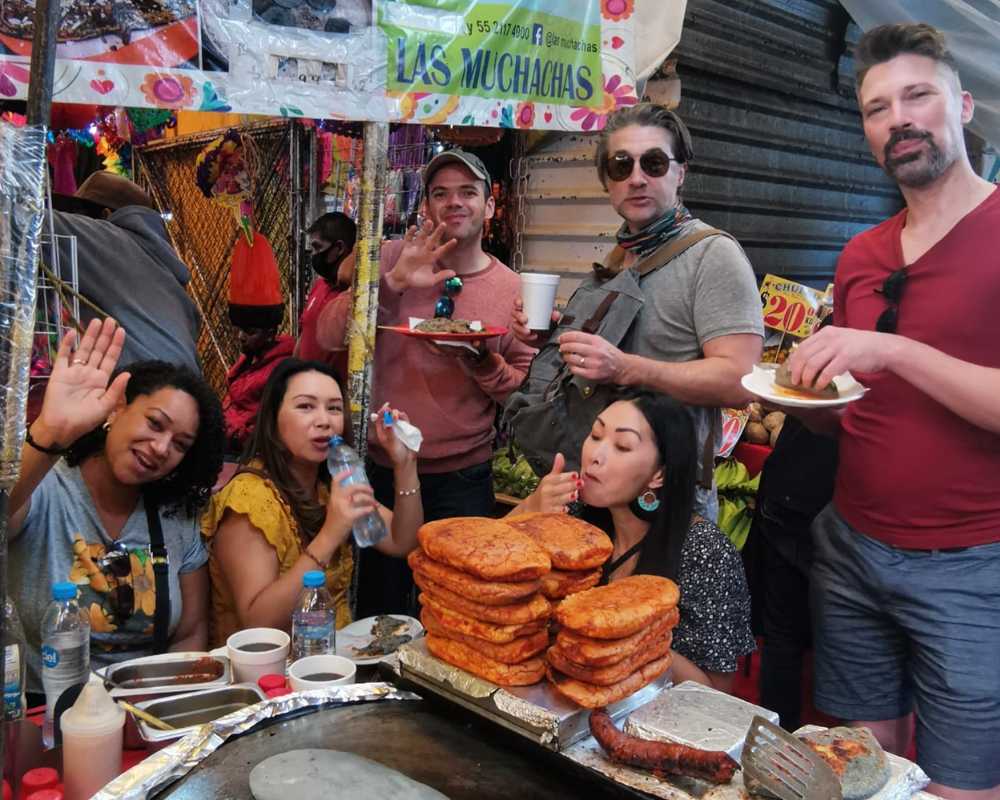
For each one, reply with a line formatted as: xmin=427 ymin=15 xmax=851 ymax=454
xmin=93 ymin=682 xmax=418 ymax=800
xmin=0 ymin=121 xmax=47 ymax=488
xmin=625 ymin=681 xmax=779 ymax=761
xmin=795 ymin=725 xmax=930 ymax=800
xmin=398 ymin=640 xmax=496 ymax=699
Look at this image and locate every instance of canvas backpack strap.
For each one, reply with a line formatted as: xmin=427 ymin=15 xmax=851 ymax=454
xmin=635 ymin=227 xmax=731 ymax=278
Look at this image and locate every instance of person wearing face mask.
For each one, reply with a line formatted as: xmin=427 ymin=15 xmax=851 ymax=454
xmin=513 ymin=392 xmax=754 ymax=694
xmin=201 ymin=359 xmax=422 ymax=644
xmin=7 ymin=318 xmax=224 ymax=694
xmin=295 ymin=212 xmax=357 ymax=379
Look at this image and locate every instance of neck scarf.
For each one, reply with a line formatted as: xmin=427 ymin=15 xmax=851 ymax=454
xmin=616 ymin=204 xmax=693 ymax=258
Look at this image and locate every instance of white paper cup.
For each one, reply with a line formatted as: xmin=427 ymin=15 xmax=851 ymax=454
xmin=226 ymin=628 xmax=290 ymax=684
xmin=288 ymin=655 xmax=357 ymax=691
xmin=521 ymin=272 xmax=561 ymax=330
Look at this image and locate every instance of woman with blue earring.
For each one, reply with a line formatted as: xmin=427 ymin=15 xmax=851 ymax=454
xmin=514 ymin=391 xmax=753 ymax=694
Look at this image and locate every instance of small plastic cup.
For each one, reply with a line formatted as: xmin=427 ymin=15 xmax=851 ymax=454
xmin=226 ymin=628 xmax=290 ymax=685
xmin=520 ymin=272 xmax=561 ymax=330
xmin=288 ymin=655 xmax=356 ymax=692
xmin=266 ymin=687 xmax=292 ymax=699
xmin=258 ymin=674 xmax=287 ymax=693
xmin=21 ymin=768 xmax=59 ymax=796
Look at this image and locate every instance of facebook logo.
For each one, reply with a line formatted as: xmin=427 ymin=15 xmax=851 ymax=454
xmin=532 ymin=24 xmax=544 ymax=45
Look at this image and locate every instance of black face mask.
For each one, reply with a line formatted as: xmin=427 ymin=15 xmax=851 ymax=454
xmin=311 ymin=248 xmax=338 ymax=282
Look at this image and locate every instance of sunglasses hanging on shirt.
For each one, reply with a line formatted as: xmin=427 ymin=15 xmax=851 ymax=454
xmin=434 ymin=276 xmax=463 ymax=319
xmin=874 ymin=267 xmax=908 ymax=333
xmin=604 ymin=148 xmax=678 ymax=182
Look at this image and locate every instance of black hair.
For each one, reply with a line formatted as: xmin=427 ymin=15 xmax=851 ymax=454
xmin=306 ymin=211 xmax=357 ymax=250
xmin=241 ymin=358 xmax=351 ymax=542
xmin=66 ymin=360 xmax=225 ymax=518
xmin=584 ymin=391 xmax=697 ymax=582
xmin=595 ymin=102 xmax=695 ymax=189
xmin=855 ymin=23 xmax=959 ymax=90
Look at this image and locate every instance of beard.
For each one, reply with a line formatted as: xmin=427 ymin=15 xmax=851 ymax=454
xmin=883 ymin=129 xmax=954 ymax=188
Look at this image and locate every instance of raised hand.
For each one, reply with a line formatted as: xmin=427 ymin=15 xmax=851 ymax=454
xmin=384 ymin=220 xmax=459 ymax=293
xmin=525 ymin=453 xmax=580 ymax=513
xmin=510 ymin=297 xmax=561 ymax=347
xmin=33 ymin=318 xmax=130 ymax=447
xmin=370 ymin=403 xmax=416 ymax=468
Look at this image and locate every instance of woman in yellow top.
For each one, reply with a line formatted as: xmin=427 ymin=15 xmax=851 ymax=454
xmin=202 ymin=359 xmax=422 ymax=645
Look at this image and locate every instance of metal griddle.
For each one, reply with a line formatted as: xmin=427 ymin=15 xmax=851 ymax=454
xmin=153 ymin=699 xmax=652 ymax=800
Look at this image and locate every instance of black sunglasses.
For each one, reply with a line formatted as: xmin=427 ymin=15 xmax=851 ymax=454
xmin=434 ymin=276 xmax=463 ymax=319
xmin=875 ymin=267 xmax=908 ymax=333
xmin=98 ymin=548 xmax=132 ymax=579
xmin=604 ymin=148 xmax=678 ymax=182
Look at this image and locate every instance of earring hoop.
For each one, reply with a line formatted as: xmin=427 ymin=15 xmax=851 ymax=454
xmin=637 ymin=490 xmax=660 ymax=513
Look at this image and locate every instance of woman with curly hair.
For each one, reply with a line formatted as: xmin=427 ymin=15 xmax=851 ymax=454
xmin=8 ymin=318 xmax=224 ymax=694
xmin=202 ymin=358 xmax=422 ymax=645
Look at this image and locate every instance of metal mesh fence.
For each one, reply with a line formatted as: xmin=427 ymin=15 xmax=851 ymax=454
xmin=134 ymin=121 xmax=296 ymax=396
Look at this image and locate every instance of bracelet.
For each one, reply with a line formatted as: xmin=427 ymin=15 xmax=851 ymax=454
xmin=302 ymin=546 xmax=329 ymax=570
xmin=396 ymin=485 xmax=420 ymax=497
xmin=25 ymin=428 xmax=67 ymax=457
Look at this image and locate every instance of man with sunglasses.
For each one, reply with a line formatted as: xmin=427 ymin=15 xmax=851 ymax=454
xmin=322 ymin=149 xmax=536 ymax=617
xmin=511 ymin=102 xmax=763 ymax=519
xmin=781 ymin=24 xmax=1000 ymax=798
xmin=296 ymin=211 xmax=358 ymax=379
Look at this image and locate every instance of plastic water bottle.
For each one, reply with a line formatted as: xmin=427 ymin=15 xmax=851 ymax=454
xmin=3 ymin=596 xmax=27 ymax=721
xmin=326 ymin=435 xmax=388 ymax=547
xmin=292 ymin=571 xmax=336 ymax=660
xmin=40 ymin=582 xmax=90 ymax=748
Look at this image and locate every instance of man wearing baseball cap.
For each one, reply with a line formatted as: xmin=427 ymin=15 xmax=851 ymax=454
xmin=52 ymin=171 xmax=200 ymax=370
xmin=321 ymin=148 xmax=536 ymax=617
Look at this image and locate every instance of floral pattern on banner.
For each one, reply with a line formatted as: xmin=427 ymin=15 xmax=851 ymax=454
xmin=601 ymin=0 xmax=634 ymax=22
xmin=570 ymin=73 xmax=637 ymax=131
xmin=139 ymin=72 xmax=197 ymax=109
xmin=514 ymin=101 xmax=535 ymax=129
xmin=0 ymin=61 xmax=28 ymax=98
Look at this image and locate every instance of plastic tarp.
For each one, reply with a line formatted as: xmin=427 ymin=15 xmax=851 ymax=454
xmin=841 ymin=0 xmax=1000 ymax=147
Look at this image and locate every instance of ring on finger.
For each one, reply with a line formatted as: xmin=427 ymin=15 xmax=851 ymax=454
xmin=578 ymin=355 xmax=585 ymax=366
xmin=72 ymin=358 xmax=87 ymax=366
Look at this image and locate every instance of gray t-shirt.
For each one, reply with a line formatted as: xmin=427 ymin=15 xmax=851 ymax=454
xmin=623 ymin=220 xmax=764 ymax=517
xmin=10 ymin=461 xmax=208 ymax=691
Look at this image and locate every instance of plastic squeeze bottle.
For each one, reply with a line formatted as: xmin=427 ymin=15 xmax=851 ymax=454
xmin=59 ymin=678 xmax=125 ymax=800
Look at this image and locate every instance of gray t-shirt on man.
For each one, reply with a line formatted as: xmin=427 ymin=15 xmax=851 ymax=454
xmin=622 ymin=219 xmax=764 ymax=517
xmin=9 ymin=461 xmax=208 ymax=691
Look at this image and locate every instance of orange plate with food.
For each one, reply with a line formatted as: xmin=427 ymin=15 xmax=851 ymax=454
xmin=420 ymin=608 xmax=549 ymax=664
xmin=426 ymin=634 xmax=546 ymax=687
xmin=419 ymin=594 xmax=547 ymax=644
xmin=379 ymin=324 xmax=508 ymax=341
xmin=408 ymin=548 xmax=540 ymax=606
xmin=413 ymin=572 xmax=550 ymax=625
xmin=555 ymin=574 xmax=680 ymax=640
xmin=505 ymin=512 xmax=613 ymax=571
xmin=546 ymin=651 xmax=673 ymax=709
xmin=556 ymin=607 xmax=679 ymax=667
xmin=417 ymin=517 xmax=551 ymax=582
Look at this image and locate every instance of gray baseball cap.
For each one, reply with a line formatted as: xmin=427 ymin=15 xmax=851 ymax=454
xmin=423 ymin=149 xmax=492 ymax=194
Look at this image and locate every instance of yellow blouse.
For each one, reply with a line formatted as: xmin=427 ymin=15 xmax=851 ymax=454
xmin=201 ymin=470 xmax=353 ymax=647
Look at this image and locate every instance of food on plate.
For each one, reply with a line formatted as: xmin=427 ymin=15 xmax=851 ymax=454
xmin=555 ymin=608 xmax=679 ymax=667
xmin=407 ymin=548 xmax=540 ymax=606
xmin=555 ymin=575 xmax=680 ymax=639
xmin=351 ymin=615 xmax=413 ymax=658
xmin=540 ymin=568 xmax=602 ymax=600
xmin=417 ymin=518 xmax=551 ymax=582
xmin=419 ymin=594 xmax=547 ymax=644
xmin=415 ymin=318 xmax=474 ymax=334
xmin=504 ymin=513 xmax=614 ymax=570
xmin=0 ymin=0 xmax=196 ymax=43
xmin=420 ymin=608 xmax=548 ymax=664
xmin=773 ymin=361 xmax=839 ymax=400
xmin=546 ymin=651 xmax=672 ymax=708
xmin=413 ymin=572 xmax=550 ymax=624
xmin=589 ymin=709 xmax=739 ymax=785
xmin=426 ymin=634 xmax=546 ymax=687
xmin=799 ymin=727 xmax=890 ymax=800
xmin=547 ymin=633 xmax=672 ymax=686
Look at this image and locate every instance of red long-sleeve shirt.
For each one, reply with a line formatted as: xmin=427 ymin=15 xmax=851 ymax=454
xmin=321 ymin=239 xmax=536 ymax=472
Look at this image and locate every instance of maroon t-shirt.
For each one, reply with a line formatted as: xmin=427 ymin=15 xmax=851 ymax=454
xmin=833 ymin=187 xmax=1000 ymax=549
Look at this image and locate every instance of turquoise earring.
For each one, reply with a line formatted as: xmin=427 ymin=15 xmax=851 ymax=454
xmin=637 ymin=490 xmax=660 ymax=513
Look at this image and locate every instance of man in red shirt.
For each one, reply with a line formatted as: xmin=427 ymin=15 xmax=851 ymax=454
xmin=785 ymin=24 xmax=1000 ymax=797
xmin=295 ymin=211 xmax=357 ymax=379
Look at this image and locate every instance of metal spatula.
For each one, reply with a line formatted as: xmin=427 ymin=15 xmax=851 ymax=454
xmin=742 ymin=715 xmax=842 ymax=800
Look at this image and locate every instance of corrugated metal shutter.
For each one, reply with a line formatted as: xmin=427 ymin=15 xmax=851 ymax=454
xmin=517 ymin=0 xmax=901 ymax=295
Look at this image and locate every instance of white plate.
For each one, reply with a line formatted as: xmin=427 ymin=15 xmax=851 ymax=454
xmin=741 ymin=363 xmax=867 ymax=408
xmin=335 ymin=615 xmax=423 ymax=665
